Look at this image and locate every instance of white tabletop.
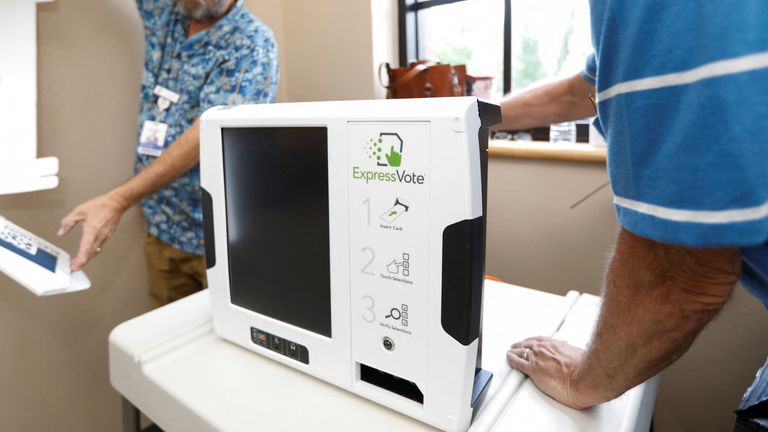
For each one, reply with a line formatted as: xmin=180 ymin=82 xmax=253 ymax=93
xmin=109 ymin=281 xmax=657 ymax=432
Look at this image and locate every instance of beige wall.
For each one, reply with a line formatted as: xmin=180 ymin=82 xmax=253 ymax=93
xmin=486 ymin=155 xmax=768 ymax=432
xmin=280 ymin=0 xmax=376 ymax=102
xmin=486 ymin=157 xmax=616 ymax=293
xmin=271 ymin=0 xmax=397 ymax=102
xmin=247 ymin=0 xmax=398 ymax=103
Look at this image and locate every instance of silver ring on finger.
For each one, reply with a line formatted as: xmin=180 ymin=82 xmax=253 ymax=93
xmin=523 ymin=348 xmax=532 ymax=361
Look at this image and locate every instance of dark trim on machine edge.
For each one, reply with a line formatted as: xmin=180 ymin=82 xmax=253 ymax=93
xmin=438 ymin=101 xmax=500 ymax=416
xmin=202 ymin=187 xmax=216 ymax=269
xmin=439 ymin=101 xmax=500 ymax=347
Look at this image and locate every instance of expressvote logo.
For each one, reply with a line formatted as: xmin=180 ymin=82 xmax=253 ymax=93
xmin=352 ymin=132 xmax=425 ymax=185
xmin=368 ymin=132 xmax=403 ymax=167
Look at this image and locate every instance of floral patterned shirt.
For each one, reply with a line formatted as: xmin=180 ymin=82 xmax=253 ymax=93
xmin=134 ymin=0 xmax=278 ymax=255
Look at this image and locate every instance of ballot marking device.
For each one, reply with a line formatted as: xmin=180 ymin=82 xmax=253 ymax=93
xmin=200 ymin=97 xmax=500 ymax=432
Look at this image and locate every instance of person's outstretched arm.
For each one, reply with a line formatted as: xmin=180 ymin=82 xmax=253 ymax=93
xmin=58 ymin=118 xmax=201 ymax=271
xmin=494 ymin=73 xmax=596 ymax=132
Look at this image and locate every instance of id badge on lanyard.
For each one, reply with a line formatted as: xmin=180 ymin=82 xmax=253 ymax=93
xmin=138 ymin=85 xmax=181 ymax=157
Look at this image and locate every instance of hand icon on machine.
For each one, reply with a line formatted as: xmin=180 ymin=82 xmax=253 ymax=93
xmin=386 ymin=259 xmax=403 ymax=274
xmin=386 ymin=253 xmax=411 ymax=277
xmin=373 ymin=132 xmax=403 ymax=167
xmin=385 ymin=145 xmax=401 ymax=167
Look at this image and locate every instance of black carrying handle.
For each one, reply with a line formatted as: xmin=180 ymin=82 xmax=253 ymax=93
xmin=202 ymin=188 xmax=216 ymax=269
xmin=440 ymin=101 xmax=502 ymax=346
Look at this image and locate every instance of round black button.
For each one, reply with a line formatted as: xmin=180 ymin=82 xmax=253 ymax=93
xmin=382 ymin=337 xmax=394 ymax=351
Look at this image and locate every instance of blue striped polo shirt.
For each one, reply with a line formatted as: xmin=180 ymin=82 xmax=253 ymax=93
xmin=582 ymin=1 xmax=768 ymax=309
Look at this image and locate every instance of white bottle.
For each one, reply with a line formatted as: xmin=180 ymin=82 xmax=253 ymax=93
xmin=550 ymin=121 xmax=576 ymax=145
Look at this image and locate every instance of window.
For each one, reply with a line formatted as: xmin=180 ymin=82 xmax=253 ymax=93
xmin=399 ymin=0 xmax=593 ymax=112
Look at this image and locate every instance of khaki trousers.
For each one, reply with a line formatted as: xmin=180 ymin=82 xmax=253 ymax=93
xmin=144 ymin=233 xmax=207 ymax=307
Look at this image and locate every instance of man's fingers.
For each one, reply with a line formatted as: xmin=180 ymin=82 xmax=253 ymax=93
xmin=510 ymin=337 xmax=539 ymax=350
xmin=507 ymin=349 xmax=533 ymax=375
xmin=58 ymin=211 xmax=83 ymax=237
xmin=70 ymin=249 xmax=90 ymax=272
xmin=508 ymin=347 xmax=530 ymax=360
xmin=71 ymin=230 xmax=99 ymax=272
xmin=510 ymin=335 xmax=555 ymax=350
xmin=509 ymin=341 xmax=528 ymax=350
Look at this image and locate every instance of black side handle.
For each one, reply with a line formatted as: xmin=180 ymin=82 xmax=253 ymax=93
xmin=202 ymin=187 xmax=216 ymax=269
xmin=441 ymin=217 xmax=485 ymax=345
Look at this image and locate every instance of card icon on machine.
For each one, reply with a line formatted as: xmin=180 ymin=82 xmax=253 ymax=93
xmin=380 ymin=197 xmax=409 ymax=224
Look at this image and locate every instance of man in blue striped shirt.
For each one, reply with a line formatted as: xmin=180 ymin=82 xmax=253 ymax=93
xmin=498 ymin=2 xmax=768 ymax=429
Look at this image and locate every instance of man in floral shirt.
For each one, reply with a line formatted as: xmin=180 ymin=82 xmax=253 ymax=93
xmin=59 ymin=0 xmax=278 ymax=305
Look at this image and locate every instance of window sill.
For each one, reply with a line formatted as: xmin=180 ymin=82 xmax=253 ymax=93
xmin=489 ymin=140 xmax=607 ymax=164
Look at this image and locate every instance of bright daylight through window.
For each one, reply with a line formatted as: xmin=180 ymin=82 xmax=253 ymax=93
xmin=411 ymin=0 xmax=592 ymax=101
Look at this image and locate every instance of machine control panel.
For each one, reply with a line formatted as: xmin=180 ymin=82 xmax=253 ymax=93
xmin=250 ymin=327 xmax=309 ymax=364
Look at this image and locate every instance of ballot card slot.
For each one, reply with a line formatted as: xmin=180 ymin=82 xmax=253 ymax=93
xmin=359 ymin=363 xmax=424 ymax=404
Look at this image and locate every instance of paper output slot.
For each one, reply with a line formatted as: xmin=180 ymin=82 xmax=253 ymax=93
xmin=359 ymin=363 xmax=424 ymax=404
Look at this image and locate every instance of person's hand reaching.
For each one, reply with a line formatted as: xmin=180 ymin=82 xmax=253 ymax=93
xmin=58 ymin=191 xmax=129 ymax=271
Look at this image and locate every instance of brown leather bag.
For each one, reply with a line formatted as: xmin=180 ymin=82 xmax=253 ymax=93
xmin=379 ymin=61 xmax=467 ymax=99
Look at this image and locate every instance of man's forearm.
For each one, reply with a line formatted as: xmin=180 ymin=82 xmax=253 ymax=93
xmin=494 ymin=73 xmax=596 ymax=131
xmin=571 ymin=229 xmax=741 ymax=407
xmin=58 ymin=118 xmax=203 ymax=270
xmin=111 ymin=118 xmax=202 ymax=208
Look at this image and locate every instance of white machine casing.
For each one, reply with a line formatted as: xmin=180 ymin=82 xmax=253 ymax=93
xmin=200 ymin=97 xmax=500 ymax=432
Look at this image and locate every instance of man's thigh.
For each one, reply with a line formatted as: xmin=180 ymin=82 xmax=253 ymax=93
xmin=144 ymin=233 xmax=208 ymax=306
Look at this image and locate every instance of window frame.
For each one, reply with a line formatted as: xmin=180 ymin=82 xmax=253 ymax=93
xmin=398 ymin=0 xmax=512 ymax=94
xmin=397 ymin=0 xmax=591 ymax=142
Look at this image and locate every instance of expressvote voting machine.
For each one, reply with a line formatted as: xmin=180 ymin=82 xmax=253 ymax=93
xmin=199 ymin=97 xmax=500 ymax=432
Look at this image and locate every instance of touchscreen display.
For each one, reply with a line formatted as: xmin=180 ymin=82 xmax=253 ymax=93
xmin=222 ymin=127 xmax=332 ymax=338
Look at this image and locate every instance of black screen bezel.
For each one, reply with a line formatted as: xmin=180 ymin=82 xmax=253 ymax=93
xmin=221 ymin=126 xmax=333 ymax=338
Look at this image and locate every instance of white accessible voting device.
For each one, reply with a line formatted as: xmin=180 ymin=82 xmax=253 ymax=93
xmin=200 ymin=97 xmax=501 ymax=432
xmin=0 ymin=215 xmax=90 ymax=296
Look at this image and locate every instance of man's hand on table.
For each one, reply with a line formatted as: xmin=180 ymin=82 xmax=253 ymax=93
xmin=504 ymin=229 xmax=740 ymax=412
xmin=58 ymin=190 xmax=129 ymax=271
xmin=507 ymin=336 xmax=593 ymax=410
